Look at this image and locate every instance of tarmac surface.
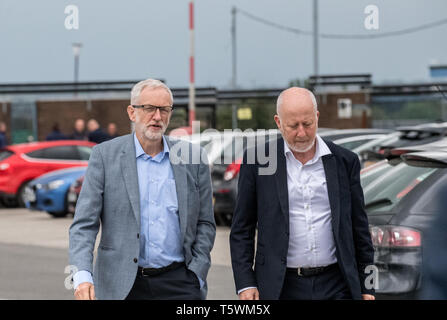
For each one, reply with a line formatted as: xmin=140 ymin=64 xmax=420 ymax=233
xmin=0 ymin=208 xmax=237 ymax=300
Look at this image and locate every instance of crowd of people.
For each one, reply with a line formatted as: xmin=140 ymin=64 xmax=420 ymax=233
xmin=45 ymin=119 xmax=120 ymax=144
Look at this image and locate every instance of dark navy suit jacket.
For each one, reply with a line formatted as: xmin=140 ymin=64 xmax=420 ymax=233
xmin=88 ymin=128 xmax=110 ymax=144
xmin=230 ymin=137 xmax=374 ymax=300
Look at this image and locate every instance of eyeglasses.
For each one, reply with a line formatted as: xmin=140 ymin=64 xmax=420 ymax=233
xmin=132 ymin=104 xmax=174 ymax=115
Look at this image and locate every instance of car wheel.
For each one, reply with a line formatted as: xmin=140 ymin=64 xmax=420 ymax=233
xmin=0 ymin=196 xmax=18 ymax=208
xmin=47 ymin=211 xmax=68 ymax=218
xmin=17 ymin=182 xmax=31 ymax=208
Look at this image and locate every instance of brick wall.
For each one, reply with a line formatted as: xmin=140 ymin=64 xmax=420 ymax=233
xmin=36 ymin=100 xmax=132 ymax=141
xmin=0 ymin=102 xmax=11 ymax=143
xmin=316 ymin=92 xmax=371 ymax=129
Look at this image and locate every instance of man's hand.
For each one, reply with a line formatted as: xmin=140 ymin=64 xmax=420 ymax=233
xmin=362 ymin=294 xmax=375 ymax=300
xmin=238 ymin=288 xmax=259 ymax=300
xmin=74 ymin=282 xmax=96 ymax=300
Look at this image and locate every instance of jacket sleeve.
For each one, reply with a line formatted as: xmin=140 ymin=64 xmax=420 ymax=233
xmin=349 ymin=155 xmax=375 ymax=295
xmin=229 ymin=149 xmax=258 ymax=292
xmin=69 ymin=145 xmax=104 ymax=275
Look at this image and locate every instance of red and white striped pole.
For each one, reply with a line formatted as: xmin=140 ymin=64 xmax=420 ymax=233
xmin=188 ymin=0 xmax=196 ymax=133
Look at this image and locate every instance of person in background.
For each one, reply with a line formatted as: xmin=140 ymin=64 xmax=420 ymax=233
xmin=70 ymin=119 xmax=87 ymax=140
xmin=0 ymin=121 xmax=8 ymax=148
xmin=87 ymin=119 xmax=110 ymax=144
xmin=46 ymin=123 xmax=67 ymax=141
xmin=107 ymin=122 xmax=119 ymax=139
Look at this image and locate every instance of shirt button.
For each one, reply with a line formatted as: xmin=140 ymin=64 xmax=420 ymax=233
xmin=133 ymin=258 xmax=138 ymax=263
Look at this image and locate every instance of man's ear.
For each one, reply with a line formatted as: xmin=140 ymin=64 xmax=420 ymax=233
xmin=274 ymin=115 xmax=281 ymax=130
xmin=127 ymin=105 xmax=135 ymax=122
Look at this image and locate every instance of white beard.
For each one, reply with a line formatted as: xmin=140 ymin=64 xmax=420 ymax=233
xmin=141 ymin=122 xmax=167 ymax=141
xmin=286 ymin=138 xmax=316 ymax=153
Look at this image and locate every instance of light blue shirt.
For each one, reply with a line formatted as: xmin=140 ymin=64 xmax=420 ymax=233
xmin=73 ymin=134 xmax=203 ymax=290
xmin=134 ymin=134 xmax=184 ymax=268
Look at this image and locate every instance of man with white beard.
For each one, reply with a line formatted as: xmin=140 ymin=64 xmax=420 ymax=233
xmin=69 ymin=79 xmax=216 ymax=300
xmin=230 ymin=87 xmax=375 ymax=300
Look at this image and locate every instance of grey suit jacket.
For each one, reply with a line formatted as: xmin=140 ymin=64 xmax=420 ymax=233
xmin=69 ymin=134 xmax=216 ymax=300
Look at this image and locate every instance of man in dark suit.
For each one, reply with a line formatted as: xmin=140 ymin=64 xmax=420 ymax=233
xmin=230 ymin=87 xmax=375 ymax=300
xmin=87 ymin=119 xmax=110 ymax=144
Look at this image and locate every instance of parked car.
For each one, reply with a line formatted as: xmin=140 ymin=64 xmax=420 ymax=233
xmin=212 ymin=130 xmax=282 ymax=226
xmin=319 ymin=128 xmax=393 ymax=141
xmin=67 ymin=175 xmax=84 ymax=215
xmin=364 ymin=151 xmax=447 ymax=299
xmin=0 ymin=140 xmax=95 ymax=207
xmin=24 ymin=167 xmax=87 ymax=218
xmin=376 ymin=122 xmax=447 ymax=158
xmin=355 ymin=132 xmax=401 ymax=167
xmin=332 ymin=134 xmax=389 ymax=151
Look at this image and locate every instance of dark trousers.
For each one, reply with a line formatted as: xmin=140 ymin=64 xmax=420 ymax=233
xmin=126 ymin=265 xmax=202 ymax=300
xmin=279 ymin=264 xmax=352 ymax=300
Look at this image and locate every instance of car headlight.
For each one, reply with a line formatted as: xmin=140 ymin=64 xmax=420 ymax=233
xmin=47 ymin=179 xmax=65 ymax=190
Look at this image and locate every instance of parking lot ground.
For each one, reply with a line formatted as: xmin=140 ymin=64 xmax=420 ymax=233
xmin=0 ymin=209 xmax=237 ymax=300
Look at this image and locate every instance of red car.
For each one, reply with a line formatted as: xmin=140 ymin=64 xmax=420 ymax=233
xmin=0 ymin=140 xmax=95 ymax=207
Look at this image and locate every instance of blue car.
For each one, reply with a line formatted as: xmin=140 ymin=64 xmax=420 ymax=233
xmin=24 ymin=166 xmax=87 ymax=218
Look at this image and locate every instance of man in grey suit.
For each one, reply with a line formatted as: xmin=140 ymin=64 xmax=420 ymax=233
xmin=69 ymin=79 xmax=216 ymax=300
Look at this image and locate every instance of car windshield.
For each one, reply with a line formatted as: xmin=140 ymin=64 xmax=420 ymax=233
xmin=363 ymin=162 xmax=438 ymax=214
xmin=360 ymin=160 xmax=395 ymax=188
xmin=338 ymin=138 xmax=375 ymax=150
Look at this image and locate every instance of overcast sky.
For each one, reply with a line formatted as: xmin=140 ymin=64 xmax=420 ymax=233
xmin=1 ymin=0 xmax=446 ymax=88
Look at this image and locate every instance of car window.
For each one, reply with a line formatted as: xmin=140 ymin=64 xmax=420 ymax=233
xmin=0 ymin=150 xmax=14 ymax=161
xmin=338 ymin=138 xmax=374 ymax=150
xmin=360 ymin=161 xmax=394 ymax=188
xmin=410 ymin=174 xmax=447 ymax=214
xmin=363 ymin=162 xmax=438 ymax=214
xmin=27 ymin=146 xmax=80 ymax=160
xmin=77 ymin=146 xmax=92 ymax=161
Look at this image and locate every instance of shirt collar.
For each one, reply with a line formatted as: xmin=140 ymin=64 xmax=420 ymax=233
xmin=134 ymin=133 xmax=170 ymax=160
xmin=284 ymin=134 xmax=332 ymax=165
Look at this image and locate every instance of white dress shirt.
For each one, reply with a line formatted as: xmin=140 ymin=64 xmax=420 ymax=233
xmin=284 ymin=135 xmax=337 ymax=268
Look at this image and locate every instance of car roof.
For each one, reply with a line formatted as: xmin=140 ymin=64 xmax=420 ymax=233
xmin=4 ymin=140 xmax=96 ymax=153
xmin=397 ymin=122 xmax=447 ymax=133
xmin=390 ymin=137 xmax=447 ymax=155
xmin=319 ymin=128 xmax=393 ymax=141
xmin=332 ymin=134 xmax=387 ymax=144
xmin=401 ymin=151 xmax=447 ymax=167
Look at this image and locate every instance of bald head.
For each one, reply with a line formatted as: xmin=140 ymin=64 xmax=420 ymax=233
xmin=276 ymin=87 xmax=317 ymax=117
xmin=274 ymin=87 xmax=319 ymax=154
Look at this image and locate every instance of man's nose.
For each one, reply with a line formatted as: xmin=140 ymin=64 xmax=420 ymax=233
xmin=296 ymin=125 xmax=306 ymax=137
xmin=152 ymin=108 xmax=162 ymax=120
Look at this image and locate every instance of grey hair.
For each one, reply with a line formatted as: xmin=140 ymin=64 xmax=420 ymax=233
xmin=130 ymin=79 xmax=174 ymax=105
xmin=276 ymin=88 xmax=318 ymax=115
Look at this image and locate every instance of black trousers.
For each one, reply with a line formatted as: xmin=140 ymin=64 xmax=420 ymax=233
xmin=279 ymin=263 xmax=352 ymax=300
xmin=126 ymin=265 xmax=202 ymax=300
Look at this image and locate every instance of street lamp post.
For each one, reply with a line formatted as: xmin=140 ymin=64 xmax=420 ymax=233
xmin=72 ymin=43 xmax=82 ymax=83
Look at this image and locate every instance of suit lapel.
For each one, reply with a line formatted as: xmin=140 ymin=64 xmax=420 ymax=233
xmin=322 ymin=154 xmax=341 ymax=239
xmin=120 ymin=135 xmax=141 ymax=228
xmin=166 ymin=137 xmax=188 ymax=242
xmin=275 ymin=137 xmax=290 ymax=228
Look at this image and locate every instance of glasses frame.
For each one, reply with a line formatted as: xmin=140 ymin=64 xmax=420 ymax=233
xmin=132 ymin=104 xmax=174 ymax=115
